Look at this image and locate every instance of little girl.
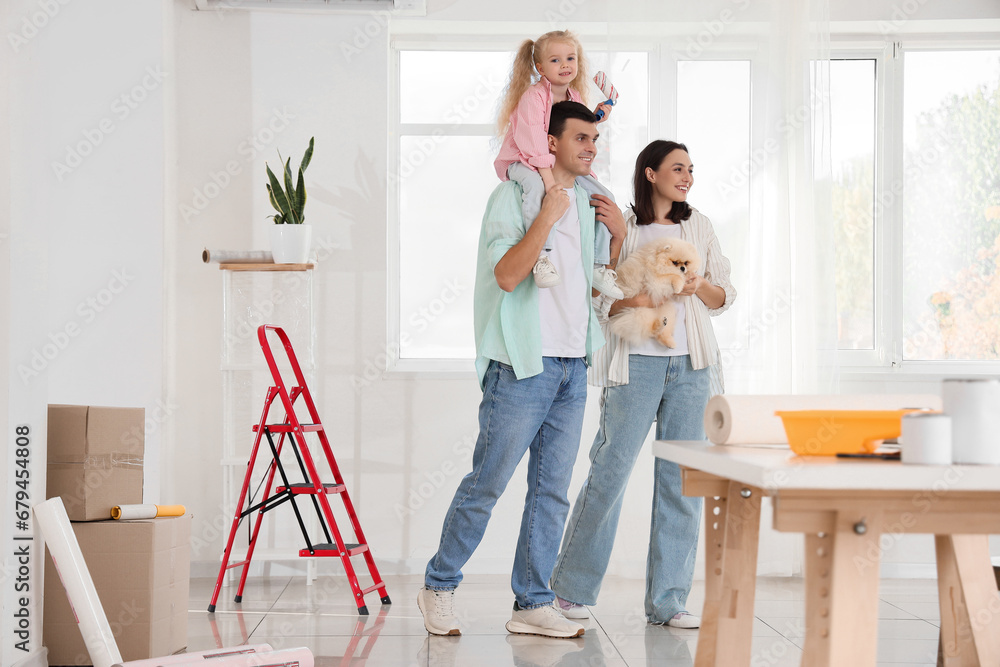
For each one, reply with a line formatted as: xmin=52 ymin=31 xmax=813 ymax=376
xmin=494 ymin=30 xmax=623 ymax=299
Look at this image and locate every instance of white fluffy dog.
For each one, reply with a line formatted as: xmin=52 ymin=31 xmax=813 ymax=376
xmin=608 ymin=237 xmax=701 ymax=348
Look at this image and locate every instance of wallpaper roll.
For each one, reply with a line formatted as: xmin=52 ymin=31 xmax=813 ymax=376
xmin=704 ymin=394 xmax=943 ymax=446
xmin=34 ymin=498 xmax=123 ymax=667
xmin=111 ymin=504 xmax=187 ymax=520
xmin=202 ymin=249 xmax=274 ymax=264
xmin=111 ymin=644 xmax=274 ymax=667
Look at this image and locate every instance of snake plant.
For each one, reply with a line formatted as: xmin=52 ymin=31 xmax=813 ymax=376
xmin=266 ymin=137 xmax=314 ymax=224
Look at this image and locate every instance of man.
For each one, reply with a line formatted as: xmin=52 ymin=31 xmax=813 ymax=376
xmin=417 ymin=101 xmax=626 ymax=638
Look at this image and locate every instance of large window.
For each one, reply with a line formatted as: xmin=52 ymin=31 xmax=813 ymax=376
xmin=396 ymin=50 xmax=507 ymax=360
xmin=676 ymin=60 xmax=751 ymax=353
xmin=901 ymin=50 xmax=1000 ymax=362
xmin=830 ymin=59 xmax=876 ymax=351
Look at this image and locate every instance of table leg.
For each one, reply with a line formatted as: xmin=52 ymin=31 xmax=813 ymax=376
xmin=695 ymin=481 xmax=761 ymax=667
xmin=935 ymin=534 xmax=1000 ymax=666
xmin=695 ymin=495 xmax=727 ymax=667
xmin=801 ymin=510 xmax=883 ymax=667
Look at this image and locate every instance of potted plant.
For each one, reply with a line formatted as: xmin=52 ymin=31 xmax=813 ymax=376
xmin=266 ymin=136 xmax=314 ymax=263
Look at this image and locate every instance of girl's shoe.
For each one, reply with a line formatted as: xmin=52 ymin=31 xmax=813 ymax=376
xmin=533 ymin=256 xmax=561 ymax=288
xmin=555 ymin=596 xmax=590 ymax=619
xmin=592 ymin=266 xmax=624 ymax=299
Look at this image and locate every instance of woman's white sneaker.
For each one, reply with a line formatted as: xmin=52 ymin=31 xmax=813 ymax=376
xmin=555 ymin=596 xmax=590 ymax=619
xmin=417 ymin=587 xmax=461 ymax=636
xmin=506 ymin=602 xmax=585 ymax=638
xmin=665 ymin=611 xmax=701 ymax=629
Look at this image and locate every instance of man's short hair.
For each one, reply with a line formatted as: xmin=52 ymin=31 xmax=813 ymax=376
xmin=549 ymin=101 xmax=597 ymax=139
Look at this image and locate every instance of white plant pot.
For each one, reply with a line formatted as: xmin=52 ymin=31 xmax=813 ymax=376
xmin=269 ymin=224 xmax=312 ymax=264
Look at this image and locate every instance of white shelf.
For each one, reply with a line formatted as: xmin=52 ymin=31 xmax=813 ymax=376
xmin=219 ymin=267 xmax=317 ymax=582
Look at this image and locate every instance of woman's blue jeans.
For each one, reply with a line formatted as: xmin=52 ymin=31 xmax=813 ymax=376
xmin=425 ymin=357 xmax=588 ymax=609
xmin=550 ymin=354 xmax=709 ymax=622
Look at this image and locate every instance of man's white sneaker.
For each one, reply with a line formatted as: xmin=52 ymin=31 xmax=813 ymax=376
xmin=555 ymin=596 xmax=590 ymax=619
xmin=665 ymin=611 xmax=701 ymax=629
xmin=533 ymin=256 xmax=562 ymax=288
xmin=592 ymin=266 xmax=624 ymax=299
xmin=505 ymin=602 xmax=585 ymax=638
xmin=417 ymin=587 xmax=461 ymax=636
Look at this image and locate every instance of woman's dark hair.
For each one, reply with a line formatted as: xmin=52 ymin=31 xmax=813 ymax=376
xmin=631 ymin=140 xmax=692 ymax=225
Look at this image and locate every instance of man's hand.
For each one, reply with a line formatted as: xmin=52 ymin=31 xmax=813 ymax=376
xmin=590 ymin=194 xmax=625 ymax=241
xmin=541 ymin=185 xmax=571 ymax=222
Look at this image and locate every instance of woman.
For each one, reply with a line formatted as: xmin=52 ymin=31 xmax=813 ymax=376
xmin=550 ymin=140 xmax=736 ymax=627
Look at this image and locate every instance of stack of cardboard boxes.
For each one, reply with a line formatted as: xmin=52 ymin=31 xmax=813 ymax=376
xmin=44 ymin=405 xmax=190 ymax=665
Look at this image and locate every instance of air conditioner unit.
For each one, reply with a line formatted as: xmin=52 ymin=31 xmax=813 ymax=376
xmin=192 ymin=0 xmax=425 ymax=16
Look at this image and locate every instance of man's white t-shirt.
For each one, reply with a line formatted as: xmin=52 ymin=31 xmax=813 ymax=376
xmin=538 ymin=188 xmax=589 ymax=357
xmin=627 ymin=222 xmax=689 ymax=357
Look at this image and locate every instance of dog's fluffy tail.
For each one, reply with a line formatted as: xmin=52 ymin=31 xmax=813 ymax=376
xmin=608 ymin=308 xmax=661 ymax=345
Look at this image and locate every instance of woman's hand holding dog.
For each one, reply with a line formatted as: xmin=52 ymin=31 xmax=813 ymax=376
xmin=675 ymin=274 xmax=701 ymax=297
xmin=679 ymin=273 xmax=727 ymax=309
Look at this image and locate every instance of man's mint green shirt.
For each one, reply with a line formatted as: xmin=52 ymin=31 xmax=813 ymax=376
xmin=474 ymin=181 xmax=605 ymax=388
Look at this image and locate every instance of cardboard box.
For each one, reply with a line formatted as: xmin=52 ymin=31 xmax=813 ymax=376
xmin=43 ymin=515 xmax=190 ymax=665
xmin=47 ymin=405 xmax=144 ymax=521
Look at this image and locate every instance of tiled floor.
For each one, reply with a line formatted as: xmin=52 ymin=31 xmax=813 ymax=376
xmin=187 ymin=574 xmax=945 ymax=666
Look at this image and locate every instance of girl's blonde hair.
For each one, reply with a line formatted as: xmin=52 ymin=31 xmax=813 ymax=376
xmin=496 ymin=30 xmax=590 ymax=137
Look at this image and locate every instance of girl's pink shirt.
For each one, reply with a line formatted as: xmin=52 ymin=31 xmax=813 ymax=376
xmin=494 ymin=77 xmax=584 ymax=181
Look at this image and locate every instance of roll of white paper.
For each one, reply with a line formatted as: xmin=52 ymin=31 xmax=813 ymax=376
xmin=33 ymin=498 xmax=122 ymax=667
xmin=704 ymin=394 xmax=944 ymax=445
xmin=158 ymin=647 xmax=314 ymax=667
xmin=112 ymin=644 xmax=274 ymax=667
xmin=943 ymin=379 xmax=1000 ymax=465
xmin=900 ymin=412 xmax=952 ymax=465
xmin=202 ymin=249 xmax=274 ymax=264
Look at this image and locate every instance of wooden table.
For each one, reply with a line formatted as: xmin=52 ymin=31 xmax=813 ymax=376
xmin=652 ymin=441 xmax=1000 ymax=667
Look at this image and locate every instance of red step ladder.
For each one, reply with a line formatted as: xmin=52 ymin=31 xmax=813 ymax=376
xmin=208 ymin=324 xmax=390 ymax=614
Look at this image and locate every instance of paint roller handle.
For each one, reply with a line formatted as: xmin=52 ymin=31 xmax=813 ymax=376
xmin=594 ymin=98 xmax=616 ymax=120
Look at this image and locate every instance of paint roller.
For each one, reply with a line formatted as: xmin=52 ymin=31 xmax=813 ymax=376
xmin=593 ymin=71 xmax=620 ymax=120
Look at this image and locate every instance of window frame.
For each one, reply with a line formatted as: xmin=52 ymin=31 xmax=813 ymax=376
xmin=838 ymin=36 xmax=1000 ymax=378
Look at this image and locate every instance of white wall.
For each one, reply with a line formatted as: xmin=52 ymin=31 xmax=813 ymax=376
xmin=3 ymin=0 xmax=166 ymax=491
xmin=2 ymin=0 xmax=165 ymax=658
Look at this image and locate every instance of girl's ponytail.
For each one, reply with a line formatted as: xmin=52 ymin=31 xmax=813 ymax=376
xmin=496 ymin=39 xmax=539 ymax=136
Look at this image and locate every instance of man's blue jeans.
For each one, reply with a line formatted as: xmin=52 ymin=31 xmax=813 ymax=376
xmin=425 ymin=357 xmax=588 ymax=609
xmin=551 ymin=354 xmax=709 ymax=622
